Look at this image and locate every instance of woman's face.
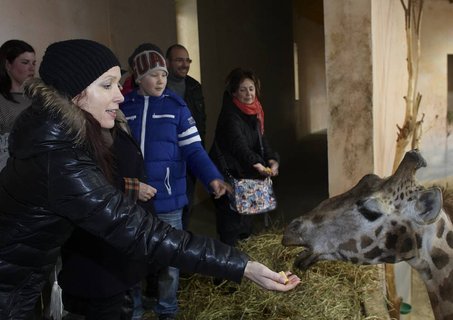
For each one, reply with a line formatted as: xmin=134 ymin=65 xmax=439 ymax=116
xmin=74 ymin=66 xmax=124 ymax=129
xmin=232 ymin=78 xmax=256 ymax=105
xmin=6 ymin=51 xmax=36 ymax=90
xmin=138 ymin=70 xmax=167 ymax=97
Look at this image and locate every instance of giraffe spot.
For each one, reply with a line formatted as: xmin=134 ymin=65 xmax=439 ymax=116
xmin=380 ymin=255 xmax=396 ymax=263
xmin=439 ymin=270 xmax=453 ymax=303
xmin=437 ymin=218 xmax=445 ymax=238
xmin=385 ymin=233 xmax=398 ymax=250
xmin=350 ymin=257 xmax=359 ymax=264
xmin=339 ymin=239 xmax=358 ymax=253
xmin=431 ymin=247 xmax=450 ymax=270
xmin=400 ymin=192 xmax=404 ymax=200
xmin=312 ymin=214 xmax=324 ymax=224
xmin=416 ymin=233 xmax=422 ymax=249
xmin=360 ymin=235 xmax=373 ymax=249
xmin=364 ymin=246 xmax=384 ymax=260
xmin=446 ymin=231 xmax=453 ymax=249
xmin=428 ymin=290 xmax=439 ymax=308
xmin=399 ymin=226 xmax=407 ymax=234
xmin=391 ymin=220 xmax=397 ymax=226
xmin=375 ymin=226 xmax=383 ymax=237
xmin=400 ymin=237 xmax=413 ymax=253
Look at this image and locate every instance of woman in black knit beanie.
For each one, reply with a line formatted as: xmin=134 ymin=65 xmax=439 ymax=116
xmin=0 ymin=39 xmax=300 ymax=320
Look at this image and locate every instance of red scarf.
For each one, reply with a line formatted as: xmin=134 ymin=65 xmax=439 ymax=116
xmin=232 ymin=97 xmax=265 ymax=134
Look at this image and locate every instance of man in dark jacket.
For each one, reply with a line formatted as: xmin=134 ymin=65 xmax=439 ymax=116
xmin=166 ymin=44 xmax=207 ymax=231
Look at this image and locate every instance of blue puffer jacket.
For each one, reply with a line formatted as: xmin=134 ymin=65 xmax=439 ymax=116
xmin=120 ymin=89 xmax=223 ymax=213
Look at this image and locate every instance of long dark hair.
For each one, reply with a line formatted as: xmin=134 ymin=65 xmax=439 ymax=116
xmin=0 ymin=39 xmax=35 ymax=102
xmin=83 ymin=111 xmax=115 ymax=184
xmin=73 ymin=92 xmax=115 ymax=184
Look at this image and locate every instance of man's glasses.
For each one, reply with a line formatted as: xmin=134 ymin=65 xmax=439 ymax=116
xmin=172 ymin=58 xmax=192 ymax=64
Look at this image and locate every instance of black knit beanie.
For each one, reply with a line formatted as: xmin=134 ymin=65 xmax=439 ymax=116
xmin=39 ymin=39 xmax=120 ymax=98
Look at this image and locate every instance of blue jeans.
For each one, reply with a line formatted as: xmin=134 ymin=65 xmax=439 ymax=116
xmin=154 ymin=208 xmax=183 ymax=316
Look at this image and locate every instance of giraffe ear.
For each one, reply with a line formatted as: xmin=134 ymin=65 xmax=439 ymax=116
xmin=413 ymin=187 xmax=442 ymax=225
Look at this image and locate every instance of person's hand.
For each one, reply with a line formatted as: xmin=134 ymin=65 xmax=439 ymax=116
xmin=243 ymin=261 xmax=300 ymax=291
xmin=210 ymin=179 xmax=232 ymax=199
xmin=253 ymin=163 xmax=272 ymax=176
xmin=139 ymin=182 xmax=157 ymax=202
xmin=268 ymin=159 xmax=279 ymax=177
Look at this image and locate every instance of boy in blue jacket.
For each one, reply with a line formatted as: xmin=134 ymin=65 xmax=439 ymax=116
xmin=120 ymin=43 xmax=229 ymax=320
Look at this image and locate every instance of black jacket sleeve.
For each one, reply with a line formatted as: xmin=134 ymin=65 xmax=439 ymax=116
xmin=47 ymin=148 xmax=249 ymax=283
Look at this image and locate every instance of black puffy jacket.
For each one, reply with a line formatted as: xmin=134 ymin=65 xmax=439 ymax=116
xmin=0 ymin=80 xmax=248 ymax=319
xmin=184 ymin=75 xmax=207 ymax=144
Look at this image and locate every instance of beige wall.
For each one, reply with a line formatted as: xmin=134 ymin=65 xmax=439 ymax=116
xmin=0 ymin=0 xmax=176 ymax=72
xmin=372 ymin=0 xmax=407 ymax=177
xmin=293 ymin=0 xmax=328 ymax=138
xmin=109 ymin=0 xmax=177 ymax=69
xmin=371 ymin=0 xmax=453 ymax=183
xmin=416 ymin=0 xmax=453 ymax=182
xmin=0 ymin=0 xmax=110 ymax=70
xmin=324 ymin=0 xmax=374 ymax=196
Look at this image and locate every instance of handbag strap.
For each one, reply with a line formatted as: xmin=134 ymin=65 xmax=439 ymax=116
xmin=257 ymin=122 xmax=264 ymax=158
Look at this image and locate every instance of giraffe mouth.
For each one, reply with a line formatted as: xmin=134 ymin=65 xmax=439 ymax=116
xmin=294 ymin=249 xmax=320 ymax=271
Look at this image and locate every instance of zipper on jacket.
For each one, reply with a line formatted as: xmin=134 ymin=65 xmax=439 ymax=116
xmin=165 ymin=167 xmax=172 ymax=195
xmin=140 ymin=97 xmax=149 ymax=154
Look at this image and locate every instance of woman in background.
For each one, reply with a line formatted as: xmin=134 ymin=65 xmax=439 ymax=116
xmin=0 ymin=39 xmax=35 ymax=169
xmin=210 ymin=67 xmax=280 ymax=246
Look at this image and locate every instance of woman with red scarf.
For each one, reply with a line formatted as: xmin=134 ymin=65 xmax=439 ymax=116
xmin=209 ymin=68 xmax=279 ymax=247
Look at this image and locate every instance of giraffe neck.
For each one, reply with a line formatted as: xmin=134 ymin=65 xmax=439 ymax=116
xmin=409 ymin=212 xmax=453 ymax=320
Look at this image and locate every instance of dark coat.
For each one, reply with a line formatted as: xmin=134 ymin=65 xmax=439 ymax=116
xmin=210 ymin=92 xmax=279 ymax=180
xmin=184 ymin=75 xmax=207 ymax=144
xmin=58 ymin=116 xmax=156 ymax=298
xmin=0 ymin=80 xmax=248 ymax=319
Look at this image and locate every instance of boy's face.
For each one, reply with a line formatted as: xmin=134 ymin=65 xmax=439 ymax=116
xmin=138 ymin=70 xmax=167 ymax=97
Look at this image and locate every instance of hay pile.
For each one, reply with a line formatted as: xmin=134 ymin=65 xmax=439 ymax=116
xmin=177 ymin=231 xmax=387 ymax=320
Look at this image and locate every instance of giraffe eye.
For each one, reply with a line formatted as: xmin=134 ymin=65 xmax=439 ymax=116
xmin=358 ymin=207 xmax=382 ymax=221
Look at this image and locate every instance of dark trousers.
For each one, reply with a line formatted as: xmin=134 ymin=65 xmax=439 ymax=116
xmin=182 ymin=171 xmax=196 ymax=230
xmin=62 ymin=291 xmax=133 ymax=320
xmin=212 ymin=195 xmax=253 ymax=246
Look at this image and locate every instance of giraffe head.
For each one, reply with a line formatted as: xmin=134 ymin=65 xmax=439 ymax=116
xmin=282 ymin=150 xmax=443 ymax=270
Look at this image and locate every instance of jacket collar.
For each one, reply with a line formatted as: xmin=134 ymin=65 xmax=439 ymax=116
xmin=25 ymin=78 xmax=87 ymax=145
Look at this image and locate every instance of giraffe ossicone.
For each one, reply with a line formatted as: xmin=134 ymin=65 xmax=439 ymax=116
xmin=283 ymin=149 xmax=453 ymax=320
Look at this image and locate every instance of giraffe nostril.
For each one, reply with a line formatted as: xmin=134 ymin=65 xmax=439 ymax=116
xmin=285 ymin=220 xmax=301 ymax=234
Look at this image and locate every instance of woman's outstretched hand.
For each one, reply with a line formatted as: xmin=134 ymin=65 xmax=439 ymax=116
xmin=243 ymin=261 xmax=300 ymax=291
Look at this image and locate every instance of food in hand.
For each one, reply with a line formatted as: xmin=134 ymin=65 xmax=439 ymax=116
xmin=279 ymin=271 xmax=289 ymax=284
xmin=264 ymin=167 xmax=272 ymax=175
